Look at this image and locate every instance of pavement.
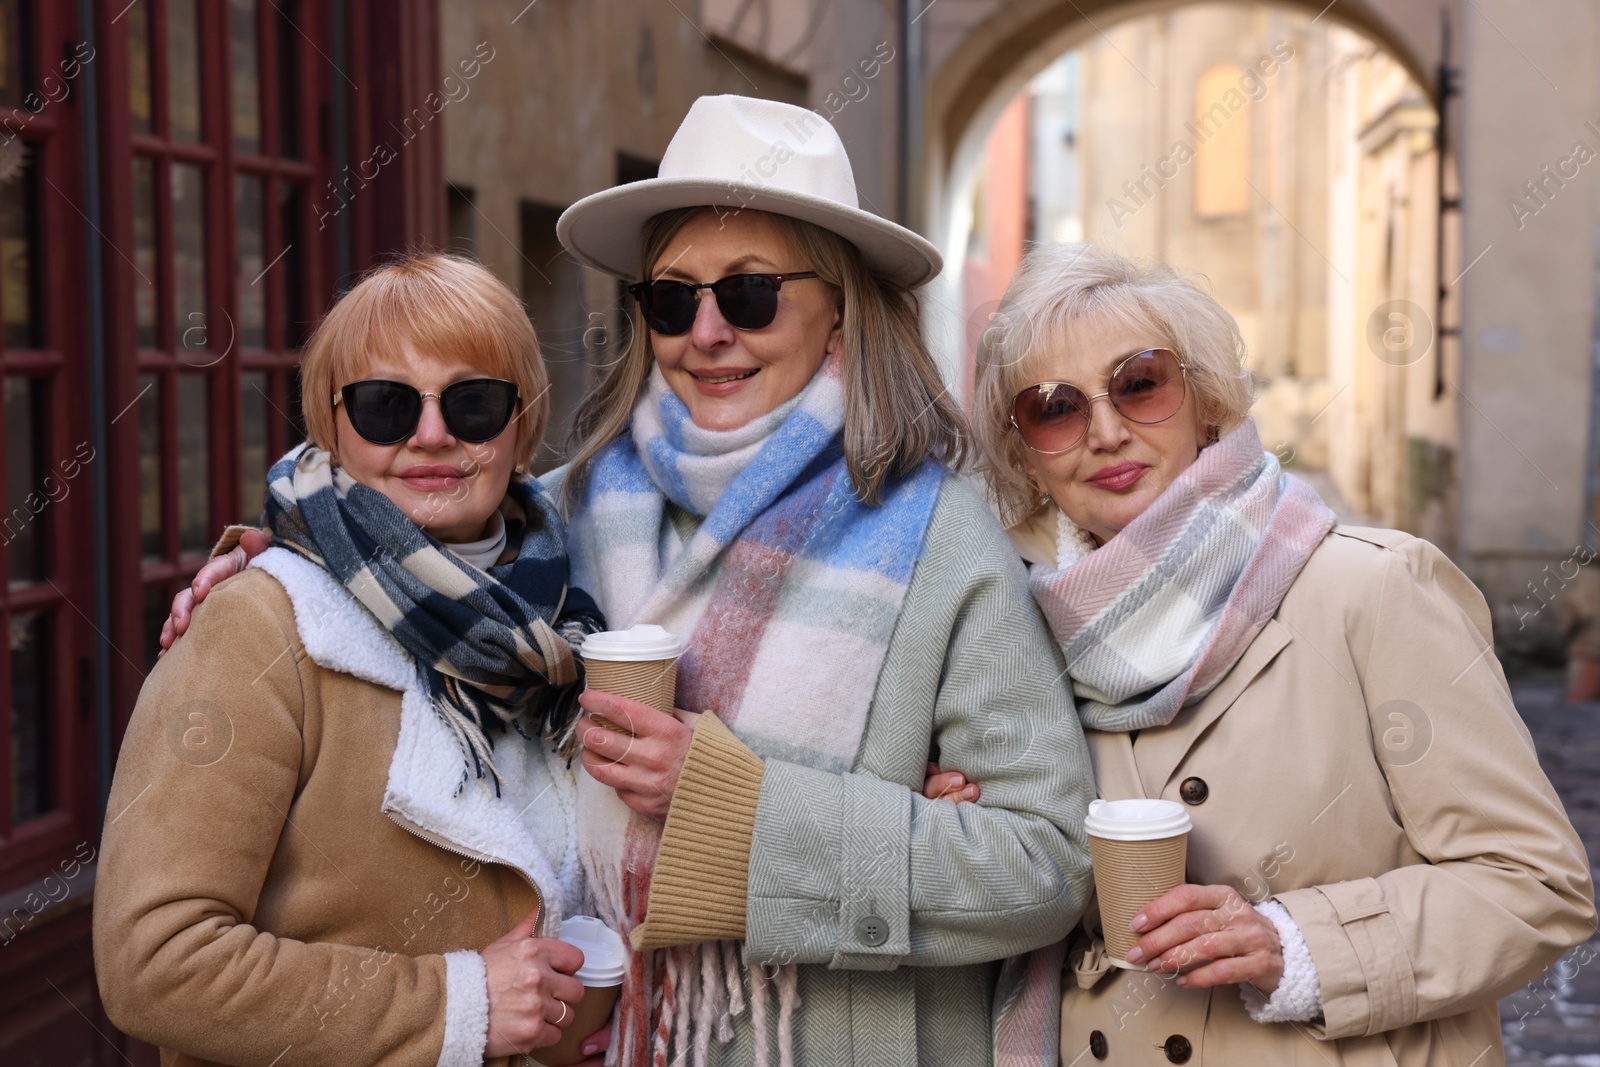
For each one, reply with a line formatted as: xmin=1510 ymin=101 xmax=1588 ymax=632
xmin=1501 ymin=679 xmax=1600 ymax=1065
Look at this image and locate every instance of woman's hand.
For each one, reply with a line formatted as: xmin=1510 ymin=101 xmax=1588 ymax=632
xmin=1124 ymin=884 xmax=1284 ymax=994
xmin=158 ymin=527 xmax=269 ymax=655
xmin=922 ymin=762 xmax=980 ymax=802
xmin=576 ymin=691 xmax=699 ymax=820
xmin=480 ymin=908 xmax=589 ymax=1058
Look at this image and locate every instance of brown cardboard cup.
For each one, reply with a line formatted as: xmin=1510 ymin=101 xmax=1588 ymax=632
xmin=530 ymin=916 xmax=627 ymax=1067
xmin=1084 ymin=798 xmax=1192 ymax=967
xmin=579 ymin=625 xmax=682 ymax=734
xmin=531 ymin=985 xmax=621 ymax=1067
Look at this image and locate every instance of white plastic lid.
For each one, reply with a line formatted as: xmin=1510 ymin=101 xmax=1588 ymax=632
xmin=1084 ymin=798 xmax=1192 ymax=841
xmin=559 ymin=915 xmax=628 ymax=986
xmin=579 ymin=624 xmax=682 ymax=662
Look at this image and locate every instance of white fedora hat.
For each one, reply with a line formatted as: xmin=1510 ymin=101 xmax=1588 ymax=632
xmin=557 ymin=95 xmax=942 ymax=289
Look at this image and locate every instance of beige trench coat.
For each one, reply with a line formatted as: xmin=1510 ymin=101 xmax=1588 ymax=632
xmin=1057 ymin=526 xmax=1595 ymax=1067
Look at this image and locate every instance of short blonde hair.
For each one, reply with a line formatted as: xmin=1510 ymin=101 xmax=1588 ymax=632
xmin=300 ymin=252 xmax=548 ymax=468
xmin=562 ymin=207 xmax=967 ymax=507
xmin=973 ymin=242 xmax=1256 ymax=526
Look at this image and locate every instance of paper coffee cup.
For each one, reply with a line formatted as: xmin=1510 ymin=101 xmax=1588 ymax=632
xmin=531 ymin=916 xmax=628 ymax=1067
xmin=579 ymin=625 xmax=681 ymax=733
xmin=1085 ymin=798 xmax=1192 ymax=967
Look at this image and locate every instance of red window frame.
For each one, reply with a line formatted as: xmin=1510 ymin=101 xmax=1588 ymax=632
xmin=0 ymin=0 xmax=96 ymax=887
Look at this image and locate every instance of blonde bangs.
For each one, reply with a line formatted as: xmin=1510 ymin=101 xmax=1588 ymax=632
xmin=301 ymin=254 xmax=548 ymax=467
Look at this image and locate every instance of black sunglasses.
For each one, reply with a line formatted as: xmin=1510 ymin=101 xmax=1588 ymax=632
xmin=334 ymin=378 xmax=519 ymax=446
xmin=626 ymin=272 xmax=819 ymax=335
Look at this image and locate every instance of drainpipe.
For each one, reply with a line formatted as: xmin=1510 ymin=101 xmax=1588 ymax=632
xmin=897 ymin=0 xmax=924 ymax=228
xmin=77 ymin=0 xmax=112 ymax=823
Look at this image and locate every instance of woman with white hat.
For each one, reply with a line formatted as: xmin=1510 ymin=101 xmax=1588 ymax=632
xmin=545 ymin=93 xmax=1092 ymax=1067
xmin=161 ymin=95 xmax=1095 ymax=1066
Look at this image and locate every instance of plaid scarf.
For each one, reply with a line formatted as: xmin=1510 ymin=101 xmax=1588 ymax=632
xmin=1029 ymin=419 xmax=1336 ymax=732
xmin=263 ymin=444 xmax=604 ymax=789
xmin=567 ymin=358 xmax=944 ymax=1067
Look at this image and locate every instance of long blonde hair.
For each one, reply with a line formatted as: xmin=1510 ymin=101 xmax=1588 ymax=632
xmin=561 ymin=208 xmax=966 ymax=508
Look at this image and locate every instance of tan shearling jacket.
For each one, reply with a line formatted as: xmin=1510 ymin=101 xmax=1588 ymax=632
xmin=1059 ymin=526 xmax=1595 ymax=1067
xmin=94 ymin=548 xmax=586 ymax=1067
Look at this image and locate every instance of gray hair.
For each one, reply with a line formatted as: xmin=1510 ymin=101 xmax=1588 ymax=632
xmin=972 ymin=242 xmax=1256 ymax=526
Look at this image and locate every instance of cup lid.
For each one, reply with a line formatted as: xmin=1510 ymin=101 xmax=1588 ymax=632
xmin=579 ymin=624 xmax=681 ymax=661
xmin=559 ymin=915 xmax=628 ymax=985
xmin=1084 ymin=798 xmax=1192 ymax=841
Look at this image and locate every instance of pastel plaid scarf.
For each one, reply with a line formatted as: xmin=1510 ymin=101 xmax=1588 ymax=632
xmin=263 ymin=444 xmax=604 ymax=789
xmin=567 ymin=358 xmax=944 ymax=1067
xmin=1029 ymin=419 xmax=1336 ymax=732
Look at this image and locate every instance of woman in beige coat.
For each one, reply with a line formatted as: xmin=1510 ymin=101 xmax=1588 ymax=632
xmin=96 ymin=255 xmax=613 ymax=1066
xmin=934 ymin=242 xmax=1595 ymax=1065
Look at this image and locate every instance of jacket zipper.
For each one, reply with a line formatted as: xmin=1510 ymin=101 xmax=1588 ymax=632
xmin=386 ymin=814 xmax=553 ymax=1067
xmin=384 ymin=810 xmax=545 ymax=937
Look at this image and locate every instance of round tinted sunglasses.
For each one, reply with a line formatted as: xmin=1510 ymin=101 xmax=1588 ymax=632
xmin=334 ymin=378 xmax=519 ymax=446
xmin=626 ymin=271 xmax=820 ymax=335
xmin=1010 ymin=348 xmax=1188 ymax=455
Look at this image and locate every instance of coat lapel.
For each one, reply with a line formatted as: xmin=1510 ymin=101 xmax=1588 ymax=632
xmin=1134 ymin=617 xmax=1293 ymax=798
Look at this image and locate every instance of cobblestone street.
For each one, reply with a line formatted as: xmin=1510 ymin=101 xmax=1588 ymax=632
xmin=1502 ymin=681 xmax=1600 ymax=1065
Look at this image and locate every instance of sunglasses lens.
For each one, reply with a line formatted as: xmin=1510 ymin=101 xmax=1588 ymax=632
xmin=442 ymin=379 xmax=517 ymax=442
xmin=1110 ymin=350 xmax=1185 ymax=425
xmin=712 ymin=274 xmax=781 ymax=331
xmin=1013 ymin=383 xmax=1090 ymax=453
xmin=643 ymin=281 xmax=698 ymax=335
xmin=343 ymin=381 xmax=421 ymax=444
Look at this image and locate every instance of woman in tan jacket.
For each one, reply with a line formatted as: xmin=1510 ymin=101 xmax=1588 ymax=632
xmin=935 ymin=241 xmax=1595 ymax=1065
xmin=96 ymin=255 xmax=613 ymax=1066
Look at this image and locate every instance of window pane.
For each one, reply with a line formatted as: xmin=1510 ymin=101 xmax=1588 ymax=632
xmin=285 ymin=367 xmax=306 ymax=444
xmin=167 ymin=0 xmax=203 ymax=142
xmin=279 ymin=182 xmax=305 ymax=346
xmin=241 ymin=370 xmax=267 ymax=522
xmin=133 ymin=156 xmax=158 ymax=347
xmin=172 ymin=163 xmax=206 ymax=359
xmin=1 ymin=145 xmax=38 ymax=349
xmin=275 ymin=0 xmax=301 ymax=157
xmin=10 ymin=609 xmax=53 ymax=824
xmin=236 ymin=175 xmax=265 ymax=348
xmin=177 ymin=374 xmax=210 ymax=553
xmin=128 ymin=0 xmax=152 ymax=133
xmin=142 ymin=583 xmax=168 ymax=673
xmin=0 ymin=0 xmax=26 ymax=111
xmin=138 ymin=373 xmax=162 ymax=559
xmin=230 ymin=0 xmax=260 ymax=154
xmin=4 ymin=376 xmax=43 ymax=583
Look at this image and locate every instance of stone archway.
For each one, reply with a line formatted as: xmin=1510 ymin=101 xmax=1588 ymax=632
xmin=915 ymin=0 xmax=1452 ymax=262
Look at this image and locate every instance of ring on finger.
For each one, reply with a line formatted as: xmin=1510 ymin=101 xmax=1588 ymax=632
xmin=555 ymin=999 xmax=568 ymax=1025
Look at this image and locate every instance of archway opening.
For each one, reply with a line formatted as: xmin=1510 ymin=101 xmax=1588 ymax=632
xmin=938 ymin=1 xmax=1453 ymax=540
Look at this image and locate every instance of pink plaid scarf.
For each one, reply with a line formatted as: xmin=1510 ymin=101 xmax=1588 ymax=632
xmin=1029 ymin=419 xmax=1336 ymax=732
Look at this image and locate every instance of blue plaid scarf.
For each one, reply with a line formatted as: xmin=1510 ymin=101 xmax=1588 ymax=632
xmin=263 ymin=444 xmax=604 ymax=790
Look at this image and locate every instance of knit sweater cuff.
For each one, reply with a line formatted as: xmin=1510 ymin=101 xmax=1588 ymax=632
xmin=631 ymin=713 xmax=765 ymax=950
xmin=1240 ymin=899 xmax=1323 ymax=1024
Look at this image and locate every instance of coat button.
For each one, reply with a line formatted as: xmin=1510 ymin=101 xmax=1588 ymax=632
xmin=855 ymin=915 xmax=888 ymax=946
xmin=1089 ymin=1030 xmax=1108 ymax=1059
xmin=1179 ymin=777 xmax=1209 ymax=805
xmin=1164 ymin=1034 xmax=1192 ymax=1063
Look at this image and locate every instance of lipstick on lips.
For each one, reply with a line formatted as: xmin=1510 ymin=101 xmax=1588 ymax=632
xmin=1086 ymin=460 xmax=1149 ymax=492
xmin=690 ymin=366 xmax=760 ymax=397
xmin=397 ymin=464 xmax=471 ymax=491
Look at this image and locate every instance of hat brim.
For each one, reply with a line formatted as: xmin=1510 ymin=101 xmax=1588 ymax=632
xmin=556 ymin=178 xmax=943 ymax=290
